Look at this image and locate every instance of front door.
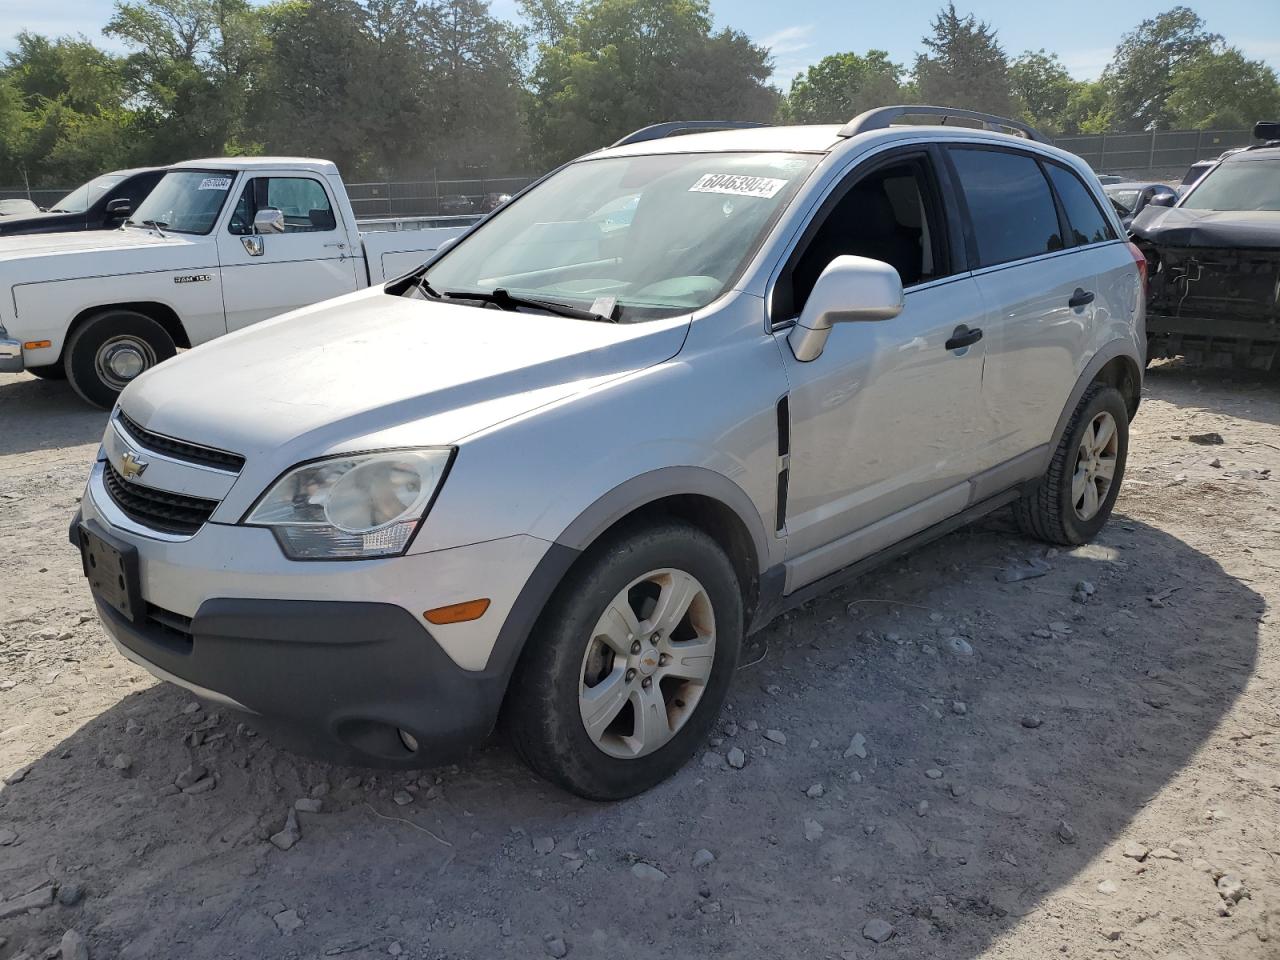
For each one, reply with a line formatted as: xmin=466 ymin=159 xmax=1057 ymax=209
xmin=776 ymin=151 xmax=987 ymax=590
xmin=216 ymin=175 xmax=360 ymax=331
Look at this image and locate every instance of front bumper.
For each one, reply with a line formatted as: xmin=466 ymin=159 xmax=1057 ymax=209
xmin=0 ymin=336 xmax=22 ymax=373
xmin=94 ymin=592 xmax=505 ymax=764
xmin=76 ymin=457 xmax=576 ymax=764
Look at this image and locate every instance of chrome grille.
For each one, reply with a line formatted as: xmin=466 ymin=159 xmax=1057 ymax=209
xmin=117 ymin=412 xmax=246 ymax=472
xmin=103 ymin=461 xmax=219 ymax=536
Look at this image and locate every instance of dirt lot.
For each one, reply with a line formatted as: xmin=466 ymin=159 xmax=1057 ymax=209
xmin=1 ymin=363 xmax=1277 ymax=960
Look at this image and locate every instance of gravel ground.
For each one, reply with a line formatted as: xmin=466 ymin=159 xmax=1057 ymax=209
xmin=1 ymin=363 xmax=1278 ymax=960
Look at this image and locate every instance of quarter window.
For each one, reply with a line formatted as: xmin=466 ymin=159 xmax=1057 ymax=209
xmin=229 ymin=177 xmax=337 ymax=235
xmin=949 ymin=147 xmax=1062 ymax=267
xmin=1045 ymin=163 xmax=1115 ymax=245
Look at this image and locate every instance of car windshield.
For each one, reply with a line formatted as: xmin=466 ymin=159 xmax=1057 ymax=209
xmin=51 ymin=173 xmax=127 ymax=214
xmin=1108 ymin=190 xmax=1140 ymax=214
xmin=423 ymin=152 xmax=819 ymax=321
xmin=128 ymin=169 xmax=236 ymax=234
xmin=1181 ymin=158 xmax=1280 ymax=212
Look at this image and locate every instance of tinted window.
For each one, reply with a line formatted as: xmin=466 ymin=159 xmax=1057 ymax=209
xmin=949 ymin=148 xmax=1062 ymax=267
xmin=1046 ymin=164 xmax=1113 ymax=245
xmin=229 ymin=177 xmax=337 ymax=234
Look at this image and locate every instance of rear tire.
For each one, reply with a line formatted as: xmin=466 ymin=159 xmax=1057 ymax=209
xmin=25 ymin=364 xmax=67 ymax=380
xmin=1015 ymin=382 xmax=1129 ymax=545
xmin=64 ymin=310 xmax=176 ymax=409
xmin=506 ymin=522 xmax=743 ymax=800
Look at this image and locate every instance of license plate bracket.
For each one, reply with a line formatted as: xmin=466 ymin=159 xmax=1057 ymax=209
xmin=78 ymin=522 xmax=142 ymax=623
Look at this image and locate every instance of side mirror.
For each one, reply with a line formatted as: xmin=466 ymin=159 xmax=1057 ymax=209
xmin=1147 ymin=191 xmax=1177 ymax=208
xmin=253 ymin=208 xmax=286 ymax=234
xmin=787 ymin=255 xmax=904 ymax=362
xmin=105 ymin=198 xmax=132 ymax=216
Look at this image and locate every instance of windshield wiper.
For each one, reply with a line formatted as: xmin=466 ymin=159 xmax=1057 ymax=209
xmin=441 ymin=287 xmax=617 ymax=322
xmin=124 ymin=218 xmax=168 ymax=237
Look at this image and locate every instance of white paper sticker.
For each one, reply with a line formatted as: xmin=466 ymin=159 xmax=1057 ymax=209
xmin=689 ymin=173 xmax=787 ymax=199
xmin=198 ymin=177 xmax=232 ymax=191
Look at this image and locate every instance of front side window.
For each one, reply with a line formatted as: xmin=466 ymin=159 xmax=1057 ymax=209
xmin=50 ymin=173 xmax=126 ymax=214
xmin=1046 ymin=163 xmax=1115 ymax=245
xmin=1181 ymin=158 xmax=1280 ymax=212
xmin=949 ymin=147 xmax=1062 ymax=267
xmin=782 ymin=156 xmax=948 ymax=318
xmin=229 ymin=177 xmax=337 ymax=235
xmin=129 ymin=170 xmax=236 ymax=234
xmin=422 ymin=152 xmax=819 ymax=321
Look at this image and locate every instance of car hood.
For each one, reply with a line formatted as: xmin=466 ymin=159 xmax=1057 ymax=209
xmin=120 ymin=288 xmax=690 ymax=465
xmin=1131 ymin=206 xmax=1280 ymax=249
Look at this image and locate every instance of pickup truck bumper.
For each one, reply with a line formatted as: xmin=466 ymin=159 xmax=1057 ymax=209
xmin=0 ymin=332 xmax=22 ymax=373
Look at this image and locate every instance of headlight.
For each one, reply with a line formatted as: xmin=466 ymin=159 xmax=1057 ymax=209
xmin=244 ymin=449 xmax=453 ymax=559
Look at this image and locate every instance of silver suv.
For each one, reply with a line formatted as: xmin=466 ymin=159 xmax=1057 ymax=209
xmin=74 ymin=106 xmax=1145 ymax=799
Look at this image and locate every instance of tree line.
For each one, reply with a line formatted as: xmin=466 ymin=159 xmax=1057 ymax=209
xmin=2 ymin=0 xmax=1277 ymax=189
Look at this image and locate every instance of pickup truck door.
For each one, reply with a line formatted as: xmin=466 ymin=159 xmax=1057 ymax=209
xmin=216 ymin=174 xmax=361 ymax=331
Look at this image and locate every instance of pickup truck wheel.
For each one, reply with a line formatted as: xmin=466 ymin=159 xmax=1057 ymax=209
xmin=506 ymin=522 xmax=743 ymax=800
xmin=1014 ymin=383 xmax=1129 ymax=545
xmin=64 ymin=310 xmax=176 ymax=408
xmin=25 ymin=364 xmax=67 ymax=380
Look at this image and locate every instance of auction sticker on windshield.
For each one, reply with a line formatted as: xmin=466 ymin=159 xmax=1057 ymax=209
xmin=198 ymin=177 xmax=232 ymax=191
xmin=689 ymin=174 xmax=788 ymax=199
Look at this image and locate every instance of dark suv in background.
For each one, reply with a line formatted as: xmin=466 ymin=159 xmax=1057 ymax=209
xmin=0 ymin=167 xmax=166 ymax=237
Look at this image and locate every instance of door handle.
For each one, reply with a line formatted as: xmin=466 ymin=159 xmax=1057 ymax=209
xmin=1069 ymin=288 xmax=1095 ymax=308
xmin=323 ymin=241 xmax=347 ymax=250
xmin=945 ymin=325 xmax=983 ymax=351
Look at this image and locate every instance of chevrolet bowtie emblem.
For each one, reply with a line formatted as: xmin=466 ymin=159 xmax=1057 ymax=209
xmin=119 ymin=450 xmax=149 ymax=480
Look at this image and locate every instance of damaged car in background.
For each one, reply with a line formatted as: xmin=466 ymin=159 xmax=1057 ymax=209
xmin=1132 ymin=121 xmax=1280 ymax=370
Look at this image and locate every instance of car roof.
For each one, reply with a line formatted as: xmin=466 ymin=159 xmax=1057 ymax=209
xmin=591 ymin=123 xmax=1060 ymax=160
xmin=169 ymin=157 xmax=340 ymax=176
xmin=1223 ymin=146 xmax=1280 ymax=162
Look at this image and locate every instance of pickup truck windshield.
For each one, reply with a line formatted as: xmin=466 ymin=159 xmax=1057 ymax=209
xmin=423 ymin=152 xmax=819 ymax=320
xmin=1182 ymin=158 xmax=1280 ymax=212
xmin=51 ymin=173 xmax=126 ymax=214
xmin=128 ymin=170 xmax=236 ymax=234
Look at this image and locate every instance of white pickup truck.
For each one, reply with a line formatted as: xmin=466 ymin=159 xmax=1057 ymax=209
xmin=0 ymin=157 xmax=475 ymax=406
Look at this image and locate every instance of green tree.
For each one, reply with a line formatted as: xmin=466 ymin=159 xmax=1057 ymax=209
xmin=525 ymin=0 xmax=776 ymax=167
xmin=106 ymin=0 xmax=271 ymax=159
xmin=1058 ymin=79 xmax=1116 ymax=134
xmin=1103 ymin=6 xmax=1220 ymax=131
xmin=0 ymin=32 xmax=136 ymax=185
xmin=1166 ymin=47 xmax=1280 ymax=129
xmin=913 ymin=4 xmax=1015 ymax=117
xmin=1009 ymin=49 xmax=1080 ymax=134
xmin=779 ymin=50 xmax=903 ymax=124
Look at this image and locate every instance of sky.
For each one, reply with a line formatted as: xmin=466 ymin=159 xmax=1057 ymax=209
xmin=4 ymin=0 xmax=1280 ymax=86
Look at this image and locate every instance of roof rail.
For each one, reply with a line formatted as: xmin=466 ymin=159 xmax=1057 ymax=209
xmin=839 ymin=105 xmax=1050 ymax=144
xmin=610 ymin=121 xmax=769 ymax=148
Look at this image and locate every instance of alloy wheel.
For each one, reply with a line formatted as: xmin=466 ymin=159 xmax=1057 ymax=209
xmin=577 ymin=568 xmax=716 ymax=759
xmin=1071 ymin=410 xmax=1119 ymax=520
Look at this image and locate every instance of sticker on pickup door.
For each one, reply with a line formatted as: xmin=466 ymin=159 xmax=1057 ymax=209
xmin=173 ymin=274 xmax=212 ymax=284
xmin=688 ymin=174 xmax=788 ymax=198
xmin=198 ymin=177 xmax=232 ymax=191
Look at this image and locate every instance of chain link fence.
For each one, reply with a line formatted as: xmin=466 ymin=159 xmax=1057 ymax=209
xmin=1049 ymin=128 xmax=1258 ymax=181
xmin=0 ymin=129 xmax=1262 ymax=211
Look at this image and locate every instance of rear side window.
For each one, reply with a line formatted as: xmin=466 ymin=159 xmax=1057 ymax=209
xmin=949 ymin=147 xmax=1062 ymax=267
xmin=1045 ymin=163 xmax=1115 ymax=245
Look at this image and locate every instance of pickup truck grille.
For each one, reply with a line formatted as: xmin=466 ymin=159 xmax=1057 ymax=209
xmin=117 ymin=412 xmax=246 ymax=472
xmin=103 ymin=461 xmax=220 ymax=536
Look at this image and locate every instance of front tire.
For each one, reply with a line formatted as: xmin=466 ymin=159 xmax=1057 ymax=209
xmin=506 ymin=522 xmax=743 ymax=800
xmin=1015 ymin=382 xmax=1129 ymax=545
xmin=64 ymin=310 xmax=176 ymax=409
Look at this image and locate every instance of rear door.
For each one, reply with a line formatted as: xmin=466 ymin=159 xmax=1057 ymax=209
xmin=944 ymin=146 xmax=1102 ymax=467
xmin=216 ymin=174 xmax=360 ymax=331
